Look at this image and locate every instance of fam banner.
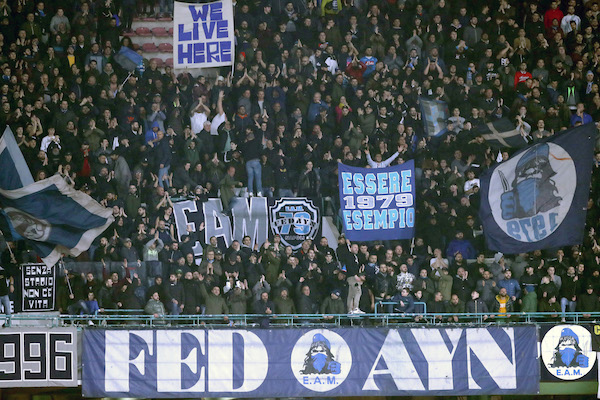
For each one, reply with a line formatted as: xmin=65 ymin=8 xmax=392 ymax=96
xmin=21 ymin=263 xmax=55 ymax=312
xmin=173 ymin=197 xmax=321 ymax=256
xmin=173 ymin=0 xmax=234 ymax=69
xmin=540 ymin=324 xmax=597 ymax=382
xmin=338 ymin=161 xmax=416 ymax=241
xmin=82 ymin=326 xmax=538 ymax=398
xmin=0 ymin=328 xmax=77 ymax=387
xmin=480 ymin=123 xmax=596 ymax=253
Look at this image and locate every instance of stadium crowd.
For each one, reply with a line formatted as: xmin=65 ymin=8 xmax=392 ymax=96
xmin=1 ymin=0 xmax=600 ymax=323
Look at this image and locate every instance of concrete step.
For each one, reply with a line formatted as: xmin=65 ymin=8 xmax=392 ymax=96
xmin=128 ymin=35 xmax=173 ymax=46
xmin=132 ymin=18 xmax=173 ymax=30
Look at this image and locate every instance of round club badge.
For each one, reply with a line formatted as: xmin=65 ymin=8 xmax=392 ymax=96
xmin=290 ymin=329 xmax=352 ymax=391
xmin=541 ymin=325 xmax=595 ymax=380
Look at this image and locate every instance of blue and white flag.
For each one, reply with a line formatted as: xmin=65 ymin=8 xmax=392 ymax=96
xmin=0 ymin=127 xmax=34 ymax=190
xmin=480 ymin=123 xmax=596 ymax=253
xmin=174 ymin=0 xmax=234 ymax=69
xmin=0 ymin=176 xmax=114 ymax=267
xmin=419 ymin=97 xmax=448 ymax=137
xmin=0 ymin=127 xmax=114 ymax=267
xmin=338 ymin=161 xmax=415 ymax=241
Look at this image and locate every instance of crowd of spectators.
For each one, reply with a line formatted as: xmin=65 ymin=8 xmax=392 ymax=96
xmin=1 ymin=0 xmax=600 ymax=323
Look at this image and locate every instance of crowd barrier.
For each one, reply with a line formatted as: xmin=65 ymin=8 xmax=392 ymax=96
xmin=2 ymin=311 xmax=599 ymax=327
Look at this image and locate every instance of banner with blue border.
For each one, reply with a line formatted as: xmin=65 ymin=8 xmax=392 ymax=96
xmin=82 ymin=326 xmax=539 ymax=397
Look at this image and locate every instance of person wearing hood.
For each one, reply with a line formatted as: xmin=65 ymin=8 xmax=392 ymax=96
xmin=145 ymin=120 xmax=161 ymax=145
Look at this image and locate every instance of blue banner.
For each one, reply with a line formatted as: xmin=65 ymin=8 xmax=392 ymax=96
xmin=480 ymin=123 xmax=596 ymax=253
xmin=82 ymin=326 xmax=539 ymax=398
xmin=338 ymin=161 xmax=416 ymax=241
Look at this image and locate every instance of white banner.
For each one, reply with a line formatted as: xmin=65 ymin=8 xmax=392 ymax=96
xmin=0 ymin=328 xmax=78 ymax=387
xmin=173 ymin=0 xmax=234 ymax=69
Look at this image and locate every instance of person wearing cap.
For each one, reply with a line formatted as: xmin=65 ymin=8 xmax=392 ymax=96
xmin=520 ymin=285 xmax=538 ymax=314
xmin=538 ymin=292 xmax=561 ymax=322
xmin=320 ymin=289 xmax=346 ymax=319
xmin=520 ymin=265 xmax=539 ymax=295
xmin=489 ymin=252 xmax=507 ymax=282
xmin=578 ymin=285 xmax=599 ymax=320
xmin=120 ymin=237 xmax=140 ymax=263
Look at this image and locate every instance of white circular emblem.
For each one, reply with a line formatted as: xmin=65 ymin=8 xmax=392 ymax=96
xmin=541 ymin=325 xmax=595 ymax=380
xmin=489 ymin=143 xmax=576 ymax=242
xmin=290 ymin=329 xmax=352 ymax=391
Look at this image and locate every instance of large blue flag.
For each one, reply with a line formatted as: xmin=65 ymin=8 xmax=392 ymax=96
xmin=0 ymin=127 xmax=114 ymax=267
xmin=338 ymin=161 xmax=416 ymax=241
xmin=479 ymin=123 xmax=596 ymax=253
xmin=0 ymin=127 xmax=35 ymax=190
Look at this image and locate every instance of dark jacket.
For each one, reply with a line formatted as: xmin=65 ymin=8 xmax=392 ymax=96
xmin=466 ymin=298 xmax=489 ymax=314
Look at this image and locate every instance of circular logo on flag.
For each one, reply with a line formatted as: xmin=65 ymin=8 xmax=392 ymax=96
xmin=541 ymin=325 xmax=595 ymax=380
xmin=4 ymin=207 xmax=51 ymax=241
xmin=489 ymin=143 xmax=576 ymax=242
xmin=290 ymin=329 xmax=352 ymax=391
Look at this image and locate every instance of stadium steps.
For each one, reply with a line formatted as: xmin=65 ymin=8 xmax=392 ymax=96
xmin=126 ymin=17 xmax=174 ymax=66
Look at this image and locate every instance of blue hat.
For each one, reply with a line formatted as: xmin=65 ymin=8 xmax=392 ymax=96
xmin=516 ymin=143 xmax=549 ymax=172
xmin=312 ymin=333 xmax=330 ymax=349
xmin=560 ymin=327 xmax=579 ymax=343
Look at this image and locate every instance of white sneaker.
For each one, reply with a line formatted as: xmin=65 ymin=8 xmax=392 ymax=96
xmin=257 ymin=192 xmax=263 ymax=197
xmin=249 ymin=192 xmax=254 ymax=197
xmin=353 ymin=308 xmax=365 ymax=314
xmin=348 ymin=309 xmax=354 ymax=314
xmin=88 ymin=320 xmax=95 ymax=326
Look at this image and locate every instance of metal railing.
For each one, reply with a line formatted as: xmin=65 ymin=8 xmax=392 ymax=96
xmin=0 ymin=310 xmax=597 ymax=328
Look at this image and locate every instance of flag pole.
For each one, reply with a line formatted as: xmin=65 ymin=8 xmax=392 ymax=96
xmin=0 ymin=230 xmax=15 ymax=259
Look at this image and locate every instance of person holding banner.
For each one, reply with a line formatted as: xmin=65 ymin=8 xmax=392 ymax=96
xmin=365 ymin=146 xmax=401 ymax=168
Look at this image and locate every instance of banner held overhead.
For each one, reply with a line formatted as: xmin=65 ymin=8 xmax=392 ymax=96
xmin=174 ymin=0 xmax=235 ymax=69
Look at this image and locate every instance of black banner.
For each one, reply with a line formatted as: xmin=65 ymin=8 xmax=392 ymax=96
xmin=21 ymin=263 xmax=55 ymax=312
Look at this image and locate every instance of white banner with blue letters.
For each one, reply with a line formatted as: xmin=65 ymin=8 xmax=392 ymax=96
xmin=82 ymin=327 xmax=539 ymax=397
xmin=173 ymin=0 xmax=234 ymax=69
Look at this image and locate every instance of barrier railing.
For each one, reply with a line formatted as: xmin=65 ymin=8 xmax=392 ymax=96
xmin=0 ymin=311 xmax=597 ymax=328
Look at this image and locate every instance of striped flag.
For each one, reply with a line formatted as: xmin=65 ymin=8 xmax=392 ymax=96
xmin=0 ymin=127 xmax=35 ymax=190
xmin=475 ymin=118 xmax=530 ymax=149
xmin=0 ymin=127 xmax=114 ymax=267
xmin=419 ymin=97 xmax=449 ymax=137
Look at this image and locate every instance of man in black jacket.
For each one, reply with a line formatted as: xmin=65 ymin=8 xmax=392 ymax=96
xmin=253 ymin=290 xmax=275 ymax=328
xmin=164 ymin=273 xmax=184 ymax=315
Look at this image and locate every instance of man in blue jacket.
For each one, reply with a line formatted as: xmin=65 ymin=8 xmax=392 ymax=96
xmin=498 ymin=269 xmax=521 ymax=305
